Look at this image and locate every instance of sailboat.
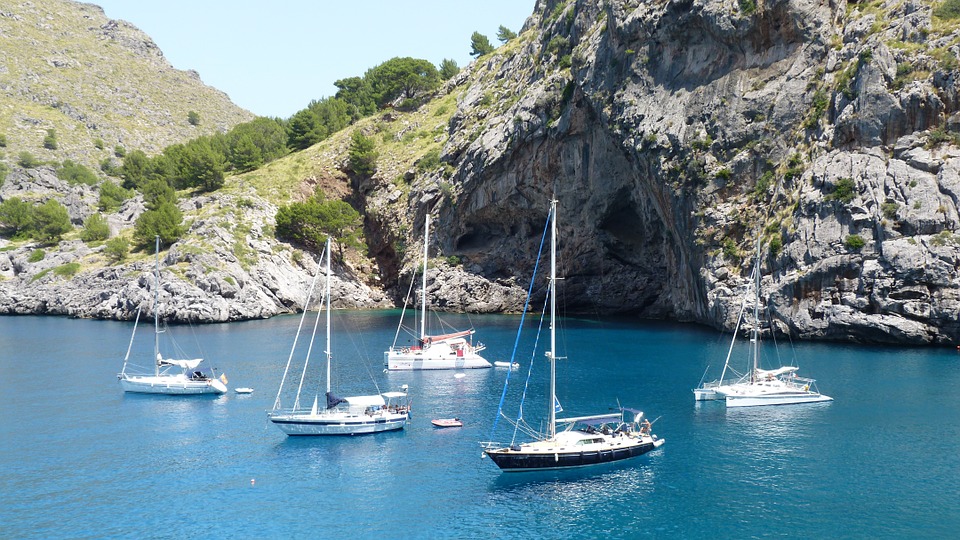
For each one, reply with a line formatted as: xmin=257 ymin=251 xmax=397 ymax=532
xmin=269 ymin=238 xmax=411 ymax=436
xmin=384 ymin=214 xmax=491 ymax=370
xmin=482 ymin=200 xmax=664 ymax=472
xmin=693 ymin=235 xmax=832 ymax=407
xmin=118 ymin=236 xmax=227 ymax=395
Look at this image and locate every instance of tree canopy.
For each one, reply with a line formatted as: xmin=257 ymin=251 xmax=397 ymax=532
xmin=470 ymin=32 xmax=495 ymax=57
xmin=497 ymin=25 xmax=517 ymax=42
xmin=275 ymin=197 xmax=363 ymax=261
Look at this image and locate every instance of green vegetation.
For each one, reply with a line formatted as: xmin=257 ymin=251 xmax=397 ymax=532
xmin=132 ymin=178 xmax=184 ymax=250
xmin=28 ymin=249 xmax=45 ymax=263
xmin=470 ymin=32 xmax=495 ymax=57
xmin=275 ymin=197 xmax=363 ymax=261
xmin=104 ymin=236 xmax=130 ymax=263
xmin=826 ymin=178 xmax=857 ymax=203
xmin=497 ymin=25 xmax=517 ymax=43
xmin=18 ymin=151 xmax=40 ymax=168
xmin=348 ymin=131 xmax=378 ymax=177
xmin=768 ymin=232 xmax=783 ymax=256
xmin=43 ymin=128 xmax=58 ymax=150
xmin=98 ymin=180 xmax=133 ymax=212
xmin=187 ymin=111 xmax=201 ymax=126
xmin=57 ymin=160 xmax=99 ymax=186
xmin=80 ymin=213 xmax=110 ymax=242
xmin=739 ymin=0 xmax=756 ymax=15
xmin=845 ymin=234 xmax=866 ymax=250
xmin=0 ymin=197 xmax=72 ymax=242
xmin=722 ymin=238 xmax=739 ymax=261
xmin=934 ymin=0 xmax=960 ymax=20
xmin=53 ymin=262 xmax=81 ymax=278
xmin=439 ymin=59 xmax=459 ymax=80
xmin=881 ymin=201 xmax=899 ymax=219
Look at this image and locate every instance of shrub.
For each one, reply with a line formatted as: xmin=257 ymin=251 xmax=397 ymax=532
xmin=104 ymin=236 xmax=130 ymax=263
xmin=828 ymin=178 xmax=857 ymax=203
xmin=18 ymin=151 xmax=41 ymax=168
xmin=845 ymin=234 xmax=866 ymax=250
xmin=723 ymin=238 xmax=738 ymax=261
xmin=98 ymin=180 xmax=133 ymax=212
xmin=43 ymin=128 xmax=58 ymax=150
xmin=28 ymin=249 xmax=45 ymax=263
xmin=188 ymin=111 xmax=201 ymax=126
xmin=80 ymin=213 xmax=110 ymax=242
xmin=33 ymin=199 xmax=73 ymax=243
xmin=57 ymin=160 xmax=99 ymax=186
xmin=348 ymin=131 xmax=378 ymax=177
xmin=881 ymin=202 xmax=899 ymax=219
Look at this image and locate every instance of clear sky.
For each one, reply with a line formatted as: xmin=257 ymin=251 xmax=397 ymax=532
xmin=90 ymin=1 xmax=536 ymax=119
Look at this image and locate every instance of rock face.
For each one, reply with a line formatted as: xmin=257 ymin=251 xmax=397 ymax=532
xmin=0 ymin=180 xmax=391 ymax=321
xmin=366 ymin=0 xmax=960 ymax=345
xmin=4 ymin=0 xmax=960 ymax=347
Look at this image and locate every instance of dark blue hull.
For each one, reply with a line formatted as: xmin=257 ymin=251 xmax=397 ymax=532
xmin=486 ymin=441 xmax=659 ymax=472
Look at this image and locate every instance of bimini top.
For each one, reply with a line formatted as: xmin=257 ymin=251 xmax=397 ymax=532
xmin=344 ymin=395 xmax=387 ymax=408
xmin=556 ymin=413 xmax=627 ymax=426
xmin=756 ymin=366 xmax=799 ymax=379
xmin=422 ymin=329 xmax=474 ymax=343
xmin=158 ymin=357 xmax=203 ymax=370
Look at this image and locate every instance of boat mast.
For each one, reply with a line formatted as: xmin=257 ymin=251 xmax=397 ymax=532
xmin=153 ymin=235 xmax=161 ymax=376
xmin=420 ymin=214 xmax=429 ymax=342
xmin=549 ymin=199 xmax=557 ymax=439
xmin=324 ymin=237 xmax=332 ymax=396
xmin=750 ymin=232 xmax=761 ymax=384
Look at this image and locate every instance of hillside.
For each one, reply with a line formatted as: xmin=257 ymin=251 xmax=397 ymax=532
xmin=0 ymin=0 xmax=253 ymax=171
xmin=3 ymin=0 xmax=960 ymax=347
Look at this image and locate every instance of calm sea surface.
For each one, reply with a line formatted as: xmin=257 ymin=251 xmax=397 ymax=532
xmin=1 ymin=311 xmax=958 ymax=539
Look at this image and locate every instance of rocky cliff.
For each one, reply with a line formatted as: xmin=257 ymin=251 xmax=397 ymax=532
xmin=3 ymin=0 xmax=960 ymax=346
xmin=365 ymin=0 xmax=960 ymax=345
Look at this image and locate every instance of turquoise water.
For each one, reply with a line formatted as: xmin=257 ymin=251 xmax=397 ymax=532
xmin=1 ymin=312 xmax=958 ymax=538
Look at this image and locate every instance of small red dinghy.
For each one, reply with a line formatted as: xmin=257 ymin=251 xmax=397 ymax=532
xmin=431 ymin=418 xmax=463 ymax=428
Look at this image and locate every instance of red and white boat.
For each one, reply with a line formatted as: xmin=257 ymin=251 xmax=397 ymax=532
xmin=431 ymin=418 xmax=463 ymax=428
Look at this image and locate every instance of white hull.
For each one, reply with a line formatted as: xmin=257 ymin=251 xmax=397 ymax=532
xmin=120 ymin=375 xmax=227 ymax=395
xmin=724 ymin=392 xmax=833 ymax=407
xmin=269 ymin=411 xmax=408 ymax=435
xmin=384 ymin=349 xmax=491 ymax=370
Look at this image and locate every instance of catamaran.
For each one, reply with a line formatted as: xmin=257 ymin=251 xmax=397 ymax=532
xmin=118 ymin=236 xmax=227 ymax=395
xmin=384 ymin=214 xmax=490 ymax=370
xmin=694 ymin=236 xmax=832 ymax=407
xmin=482 ymin=200 xmax=663 ymax=472
xmin=269 ymin=238 xmax=410 ymax=435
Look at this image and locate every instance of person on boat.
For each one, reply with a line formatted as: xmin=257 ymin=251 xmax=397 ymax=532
xmin=640 ymin=419 xmax=652 ymax=435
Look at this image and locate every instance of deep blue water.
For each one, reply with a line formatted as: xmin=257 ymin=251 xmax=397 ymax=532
xmin=1 ymin=311 xmax=958 ymax=539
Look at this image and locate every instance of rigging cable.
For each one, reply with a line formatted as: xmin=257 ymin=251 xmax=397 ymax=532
xmin=488 ymin=205 xmax=552 ymax=441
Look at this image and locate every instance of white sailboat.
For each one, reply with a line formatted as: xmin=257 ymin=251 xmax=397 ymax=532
xmin=384 ymin=214 xmax=490 ymax=370
xmin=269 ymin=238 xmax=410 ymax=436
xmin=482 ymin=200 xmax=664 ymax=472
xmin=118 ymin=236 xmax=227 ymax=395
xmin=694 ymin=236 xmax=832 ymax=407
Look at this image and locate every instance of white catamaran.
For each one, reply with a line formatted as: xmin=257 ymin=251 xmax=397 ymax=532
xmin=693 ymin=236 xmax=832 ymax=407
xmin=118 ymin=236 xmax=227 ymax=395
xmin=384 ymin=214 xmax=490 ymax=370
xmin=482 ymin=200 xmax=664 ymax=472
xmin=269 ymin=238 xmax=410 ymax=436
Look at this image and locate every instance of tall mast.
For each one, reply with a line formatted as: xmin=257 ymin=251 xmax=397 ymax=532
xmin=750 ymin=232 xmax=761 ymax=383
xmin=153 ymin=235 xmax=160 ymax=376
xmin=324 ymin=238 xmax=332 ymax=395
xmin=549 ymin=200 xmax=557 ymax=439
xmin=420 ymin=214 xmax=429 ymax=341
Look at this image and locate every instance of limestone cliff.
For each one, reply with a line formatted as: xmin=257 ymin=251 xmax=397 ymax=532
xmin=371 ymin=0 xmax=960 ymax=345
